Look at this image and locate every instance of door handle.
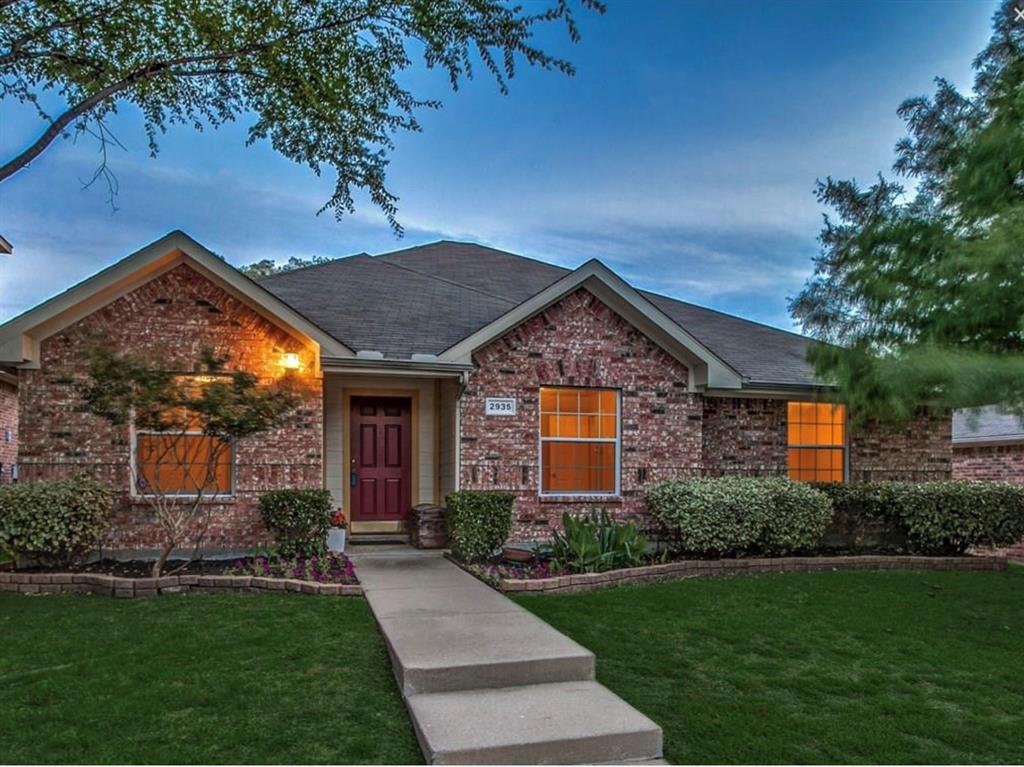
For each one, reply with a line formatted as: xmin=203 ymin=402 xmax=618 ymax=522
xmin=350 ymin=471 xmax=358 ymax=487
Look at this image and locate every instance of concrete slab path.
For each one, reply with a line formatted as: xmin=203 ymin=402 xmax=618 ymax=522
xmin=350 ymin=546 xmax=664 ymax=765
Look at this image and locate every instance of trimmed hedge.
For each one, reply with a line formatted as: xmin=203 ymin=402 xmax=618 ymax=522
xmin=818 ymin=481 xmax=1024 ymax=555
xmin=258 ymin=489 xmax=334 ymax=556
xmin=0 ymin=476 xmax=112 ymax=566
xmin=646 ymin=477 xmax=832 ymax=557
xmin=445 ymin=490 xmax=515 ymax=563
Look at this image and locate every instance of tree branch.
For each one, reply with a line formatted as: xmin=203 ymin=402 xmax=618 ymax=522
xmin=0 ymin=10 xmax=374 ymax=182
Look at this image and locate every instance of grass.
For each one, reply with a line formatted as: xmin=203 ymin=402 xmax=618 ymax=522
xmin=516 ymin=568 xmax=1024 ymax=764
xmin=0 ymin=593 xmax=422 ymax=764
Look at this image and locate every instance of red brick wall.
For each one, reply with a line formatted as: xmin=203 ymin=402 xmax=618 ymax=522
xmin=702 ymin=397 xmax=788 ymax=477
xmin=0 ymin=378 xmax=17 ymax=483
xmin=952 ymin=443 xmax=1024 ymax=483
xmin=459 ymin=288 xmax=702 ymax=539
xmin=952 ymin=443 xmax=1024 ymax=560
xmin=18 ymin=262 xmax=323 ymax=551
xmin=848 ymin=414 xmax=952 ymax=482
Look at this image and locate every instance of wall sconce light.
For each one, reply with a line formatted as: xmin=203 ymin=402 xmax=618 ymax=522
xmin=281 ymin=352 xmax=301 ymax=371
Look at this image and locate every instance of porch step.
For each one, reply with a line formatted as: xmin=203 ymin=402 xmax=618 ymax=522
xmin=407 ymin=681 xmax=663 ymax=765
xmin=347 ymin=534 xmax=410 ymax=546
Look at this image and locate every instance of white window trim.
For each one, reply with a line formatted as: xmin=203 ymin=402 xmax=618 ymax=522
xmin=538 ymin=387 xmax=621 ymax=497
xmin=130 ymin=424 xmax=236 ymax=499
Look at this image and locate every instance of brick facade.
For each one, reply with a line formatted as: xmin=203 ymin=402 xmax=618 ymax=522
xmin=17 ymin=263 xmax=323 ymax=551
xmin=952 ymin=442 xmax=1024 ymax=484
xmin=702 ymin=397 xmax=788 ymax=477
xmin=459 ymin=288 xmax=702 ymax=539
xmin=952 ymin=443 xmax=1024 ymax=560
xmin=0 ymin=377 xmax=17 ymax=483
xmin=848 ymin=413 xmax=952 ymax=482
xmin=457 ymin=288 xmax=953 ymax=541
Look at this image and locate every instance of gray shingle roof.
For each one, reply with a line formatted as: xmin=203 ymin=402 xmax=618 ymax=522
xmin=259 ymin=240 xmax=819 ymax=386
xmin=953 ymin=406 xmax=1024 ymax=444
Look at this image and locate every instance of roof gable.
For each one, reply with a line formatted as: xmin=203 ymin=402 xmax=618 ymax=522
xmin=438 ymin=259 xmax=743 ymax=389
xmin=0 ymin=230 xmax=351 ymax=367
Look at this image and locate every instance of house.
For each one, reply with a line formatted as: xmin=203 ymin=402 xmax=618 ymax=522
xmin=952 ymin=406 xmax=1024 ymax=483
xmin=0 ymin=231 xmax=952 ymax=554
xmin=0 ymin=371 xmax=17 ymax=483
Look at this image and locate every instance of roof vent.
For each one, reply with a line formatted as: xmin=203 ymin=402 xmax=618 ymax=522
xmin=411 ymin=353 xmax=439 ymax=363
xmin=356 ymin=350 xmax=384 ymax=360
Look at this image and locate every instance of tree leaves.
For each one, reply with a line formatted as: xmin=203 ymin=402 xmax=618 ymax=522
xmin=790 ymin=1 xmax=1024 ymax=424
xmin=0 ymin=0 xmax=604 ymax=230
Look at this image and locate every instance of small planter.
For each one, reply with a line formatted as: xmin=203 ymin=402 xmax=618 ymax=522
xmin=326 ymin=527 xmax=346 ymax=552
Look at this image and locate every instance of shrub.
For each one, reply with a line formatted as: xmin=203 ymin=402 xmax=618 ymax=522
xmin=646 ymin=477 xmax=832 ymax=557
xmin=258 ymin=489 xmax=334 ymax=556
xmin=0 ymin=477 xmax=112 ymax=566
xmin=814 ymin=482 xmax=905 ymax=551
xmin=818 ymin=481 xmax=1024 ymax=555
xmin=760 ymin=478 xmax=834 ymax=555
xmin=550 ymin=509 xmax=649 ymax=573
xmin=445 ymin=490 xmax=514 ymax=563
xmin=646 ymin=477 xmax=773 ymax=556
xmin=890 ymin=481 xmax=1024 ymax=555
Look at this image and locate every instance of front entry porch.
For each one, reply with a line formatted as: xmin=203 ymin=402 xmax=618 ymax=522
xmin=323 ymin=371 xmax=460 ymax=537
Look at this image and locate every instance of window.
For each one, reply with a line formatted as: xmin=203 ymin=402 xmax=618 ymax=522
xmin=134 ymin=381 xmax=233 ymax=496
xmin=539 ymin=387 xmax=619 ymax=494
xmin=787 ymin=401 xmax=845 ymax=483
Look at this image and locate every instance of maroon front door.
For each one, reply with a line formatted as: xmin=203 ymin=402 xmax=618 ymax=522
xmin=350 ymin=396 xmax=412 ymax=523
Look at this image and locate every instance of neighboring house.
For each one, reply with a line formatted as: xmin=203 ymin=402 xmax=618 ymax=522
xmin=0 ymin=231 xmax=952 ymax=553
xmin=952 ymin=406 xmax=1024 ymax=560
xmin=0 ymin=371 xmax=17 ymax=483
xmin=952 ymin=406 xmax=1024 ymax=483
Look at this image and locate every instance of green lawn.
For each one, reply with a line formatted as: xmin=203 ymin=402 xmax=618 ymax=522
xmin=0 ymin=593 xmax=422 ymax=764
xmin=517 ymin=568 xmax=1024 ymax=765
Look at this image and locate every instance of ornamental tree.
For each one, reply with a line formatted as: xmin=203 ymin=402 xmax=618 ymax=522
xmin=76 ymin=345 xmax=299 ymax=576
xmin=0 ymin=0 xmax=602 ymax=228
xmin=790 ymin=1 xmax=1024 ymax=425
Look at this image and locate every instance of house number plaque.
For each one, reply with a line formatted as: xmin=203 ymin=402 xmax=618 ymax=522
xmin=485 ymin=397 xmax=517 ymax=416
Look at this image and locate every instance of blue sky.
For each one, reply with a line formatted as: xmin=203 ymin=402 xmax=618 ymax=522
xmin=0 ymin=0 xmax=997 ymax=330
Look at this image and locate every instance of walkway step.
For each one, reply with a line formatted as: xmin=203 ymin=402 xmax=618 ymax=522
xmin=380 ymin=610 xmax=596 ymax=695
xmin=407 ymin=681 xmax=664 ymax=765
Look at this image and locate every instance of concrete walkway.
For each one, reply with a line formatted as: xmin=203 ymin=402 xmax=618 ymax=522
xmin=350 ymin=546 xmax=664 ymax=765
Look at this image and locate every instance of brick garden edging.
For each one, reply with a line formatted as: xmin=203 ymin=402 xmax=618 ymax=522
xmin=496 ymin=555 xmax=1007 ymax=595
xmin=0 ymin=572 xmax=363 ymax=598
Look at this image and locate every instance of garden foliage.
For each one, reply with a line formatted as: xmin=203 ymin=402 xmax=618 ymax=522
xmin=550 ymin=509 xmax=648 ymax=573
xmin=0 ymin=477 xmax=112 ymax=566
xmin=818 ymin=481 xmax=1024 ymax=555
xmin=647 ymin=477 xmax=832 ymax=557
xmin=258 ymin=489 xmax=334 ymax=556
xmin=445 ymin=490 xmax=514 ymax=563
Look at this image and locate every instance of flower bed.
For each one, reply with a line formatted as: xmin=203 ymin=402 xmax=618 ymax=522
xmin=224 ymin=552 xmax=357 ymax=584
xmin=474 ymin=554 xmax=1007 ymax=594
xmin=462 ymin=560 xmax=567 ymax=587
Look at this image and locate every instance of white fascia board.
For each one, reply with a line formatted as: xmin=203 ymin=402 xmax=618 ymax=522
xmin=438 ymin=259 xmax=743 ymax=389
xmin=0 ymin=229 xmax=352 ymax=366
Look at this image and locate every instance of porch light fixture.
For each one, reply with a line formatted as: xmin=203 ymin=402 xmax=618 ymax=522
xmin=281 ymin=352 xmax=301 ymax=371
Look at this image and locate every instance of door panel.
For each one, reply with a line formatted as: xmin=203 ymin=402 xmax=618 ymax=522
xmin=350 ymin=397 xmax=412 ymax=522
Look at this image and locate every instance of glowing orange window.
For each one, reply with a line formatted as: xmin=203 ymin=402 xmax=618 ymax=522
xmin=540 ymin=387 xmax=618 ymax=494
xmin=135 ymin=377 xmax=233 ymax=496
xmin=787 ymin=402 xmax=846 ymax=483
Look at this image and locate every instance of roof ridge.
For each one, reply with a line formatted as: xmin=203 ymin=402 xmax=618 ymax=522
xmin=377 ymin=239 xmax=573 ymax=277
xmin=256 ymin=252 xmax=371 ymax=282
xmin=373 ymin=256 xmax=522 ymax=305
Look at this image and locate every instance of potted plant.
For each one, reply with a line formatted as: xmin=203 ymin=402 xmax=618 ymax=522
xmin=326 ymin=509 xmax=347 ymax=552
